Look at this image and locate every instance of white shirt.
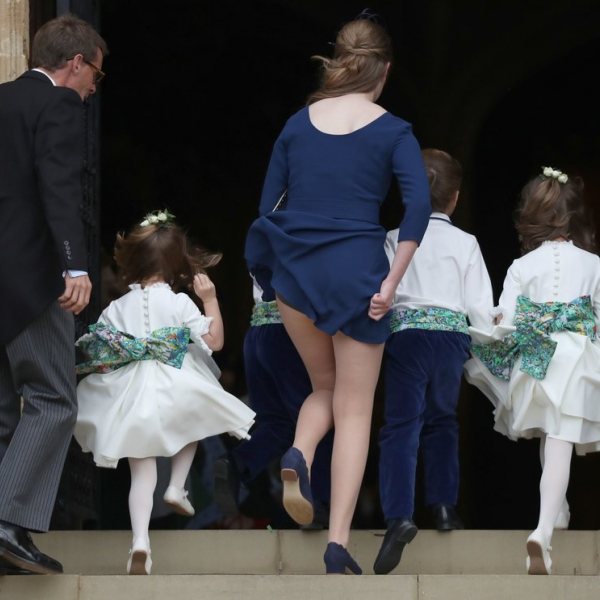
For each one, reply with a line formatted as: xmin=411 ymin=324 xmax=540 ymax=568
xmin=497 ymin=240 xmax=600 ymax=327
xmin=385 ymin=212 xmax=494 ymax=330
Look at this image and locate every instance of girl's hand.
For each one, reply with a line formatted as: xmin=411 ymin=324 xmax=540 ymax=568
xmin=193 ymin=273 xmax=217 ymax=303
xmin=369 ymin=278 xmax=395 ymax=321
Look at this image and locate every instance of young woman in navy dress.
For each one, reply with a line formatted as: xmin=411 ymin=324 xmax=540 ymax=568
xmin=245 ymin=13 xmax=431 ymax=573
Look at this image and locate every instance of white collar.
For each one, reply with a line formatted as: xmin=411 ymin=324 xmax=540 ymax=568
xmin=430 ymin=212 xmax=452 ymax=222
xmin=32 ymin=68 xmax=56 ymax=86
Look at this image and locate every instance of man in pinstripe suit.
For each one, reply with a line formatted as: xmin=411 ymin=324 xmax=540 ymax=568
xmin=0 ymin=15 xmax=107 ymax=575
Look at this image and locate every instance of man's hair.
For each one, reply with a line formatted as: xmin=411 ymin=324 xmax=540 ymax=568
xmin=31 ymin=14 xmax=108 ymax=70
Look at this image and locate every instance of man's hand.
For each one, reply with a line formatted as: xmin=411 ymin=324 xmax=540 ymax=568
xmin=59 ymin=274 xmax=92 ymax=314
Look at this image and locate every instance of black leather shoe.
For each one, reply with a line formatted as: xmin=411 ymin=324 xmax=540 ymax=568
xmin=373 ymin=518 xmax=418 ymax=575
xmin=214 ymin=457 xmax=242 ymax=518
xmin=0 ymin=521 xmax=63 ymax=574
xmin=0 ymin=556 xmax=35 ymax=575
xmin=431 ymin=505 xmax=464 ymax=531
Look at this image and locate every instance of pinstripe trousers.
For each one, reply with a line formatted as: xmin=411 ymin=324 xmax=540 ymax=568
xmin=0 ymin=302 xmax=77 ymax=532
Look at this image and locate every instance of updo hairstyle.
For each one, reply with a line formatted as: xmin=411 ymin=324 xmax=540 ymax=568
xmin=308 ymin=18 xmax=392 ymax=103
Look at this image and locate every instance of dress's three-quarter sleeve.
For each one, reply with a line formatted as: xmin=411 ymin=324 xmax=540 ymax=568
xmin=258 ymin=131 xmax=289 ymax=216
xmin=392 ymin=125 xmax=431 ymax=243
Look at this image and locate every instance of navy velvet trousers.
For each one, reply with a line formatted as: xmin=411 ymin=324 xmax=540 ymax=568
xmin=378 ymin=329 xmax=470 ymax=521
xmin=234 ymin=323 xmax=332 ymax=506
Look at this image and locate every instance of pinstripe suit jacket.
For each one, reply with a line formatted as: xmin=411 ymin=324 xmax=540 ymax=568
xmin=0 ymin=70 xmax=87 ymax=345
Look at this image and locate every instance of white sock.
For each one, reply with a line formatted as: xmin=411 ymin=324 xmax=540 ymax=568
xmin=537 ymin=436 xmax=573 ymax=542
xmin=128 ymin=457 xmax=157 ymax=546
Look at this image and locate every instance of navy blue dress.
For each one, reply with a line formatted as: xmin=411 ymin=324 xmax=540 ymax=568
xmin=245 ymin=107 xmax=431 ymax=343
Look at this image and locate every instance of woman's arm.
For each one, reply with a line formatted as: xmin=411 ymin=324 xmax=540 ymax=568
xmin=369 ymin=240 xmax=418 ymax=320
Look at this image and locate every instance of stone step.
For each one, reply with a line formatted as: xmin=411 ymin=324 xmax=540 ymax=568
xmin=2 ymin=574 xmax=600 ymax=600
xmin=28 ymin=529 xmax=600 ymax=576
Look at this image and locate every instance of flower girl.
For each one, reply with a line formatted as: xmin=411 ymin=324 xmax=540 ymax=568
xmin=465 ymin=169 xmax=600 ymax=575
xmin=74 ymin=210 xmax=255 ymax=575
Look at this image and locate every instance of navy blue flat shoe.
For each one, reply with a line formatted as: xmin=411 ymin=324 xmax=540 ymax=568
xmin=324 ymin=542 xmax=362 ymax=575
xmin=280 ymin=447 xmax=314 ymax=525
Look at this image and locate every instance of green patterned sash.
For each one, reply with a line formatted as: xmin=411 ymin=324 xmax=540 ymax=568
xmin=390 ymin=307 xmax=469 ymax=335
xmin=471 ymin=295 xmax=595 ymax=381
xmin=76 ymin=322 xmax=190 ymax=374
xmin=250 ymin=300 xmax=282 ymax=326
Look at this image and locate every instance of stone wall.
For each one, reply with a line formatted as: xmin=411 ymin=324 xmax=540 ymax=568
xmin=0 ymin=0 xmax=28 ymax=84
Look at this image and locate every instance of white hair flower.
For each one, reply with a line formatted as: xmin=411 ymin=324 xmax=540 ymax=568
xmin=541 ymin=165 xmax=569 ymax=184
xmin=139 ymin=209 xmax=176 ymax=228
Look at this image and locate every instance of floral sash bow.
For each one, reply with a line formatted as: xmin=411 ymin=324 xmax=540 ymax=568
xmin=76 ymin=322 xmax=190 ymax=375
xmin=471 ymin=295 xmax=595 ymax=381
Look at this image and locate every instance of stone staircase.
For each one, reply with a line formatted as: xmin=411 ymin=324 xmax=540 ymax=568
xmin=2 ymin=529 xmax=600 ymax=599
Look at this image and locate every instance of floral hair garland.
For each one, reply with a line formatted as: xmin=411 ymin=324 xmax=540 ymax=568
xmin=140 ymin=209 xmax=176 ymax=227
xmin=542 ymin=166 xmax=568 ymax=184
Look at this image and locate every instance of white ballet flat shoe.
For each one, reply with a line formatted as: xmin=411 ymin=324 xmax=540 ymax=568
xmin=163 ymin=485 xmax=195 ymax=516
xmin=127 ymin=540 xmax=152 ymax=575
xmin=526 ymin=530 xmax=552 ymax=575
xmin=555 ymin=504 xmax=570 ymax=530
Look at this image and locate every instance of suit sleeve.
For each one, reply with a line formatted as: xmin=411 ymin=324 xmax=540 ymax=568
xmin=34 ymin=87 xmax=87 ymax=271
xmin=258 ymin=131 xmax=288 ymax=216
xmin=392 ymin=124 xmax=431 ymax=243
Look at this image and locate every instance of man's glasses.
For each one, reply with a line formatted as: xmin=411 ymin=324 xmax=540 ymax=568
xmin=65 ymin=56 xmax=105 ymax=84
xmin=84 ymin=60 xmax=105 ymax=84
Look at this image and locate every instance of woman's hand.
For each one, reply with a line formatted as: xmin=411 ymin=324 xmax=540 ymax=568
xmin=369 ymin=278 xmax=395 ymax=320
xmin=193 ymin=273 xmax=217 ymax=303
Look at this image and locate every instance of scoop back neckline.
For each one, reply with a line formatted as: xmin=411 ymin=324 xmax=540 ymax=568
xmin=305 ymin=106 xmax=389 ymax=137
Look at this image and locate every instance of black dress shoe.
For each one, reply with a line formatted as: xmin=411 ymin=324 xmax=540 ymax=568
xmin=0 ymin=556 xmax=35 ymax=575
xmin=0 ymin=521 xmax=63 ymax=574
xmin=373 ymin=518 xmax=418 ymax=575
xmin=214 ymin=457 xmax=242 ymax=518
xmin=431 ymin=505 xmax=464 ymax=531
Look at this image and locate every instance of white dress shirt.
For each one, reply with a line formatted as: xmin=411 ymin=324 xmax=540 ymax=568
xmin=385 ymin=212 xmax=494 ymax=330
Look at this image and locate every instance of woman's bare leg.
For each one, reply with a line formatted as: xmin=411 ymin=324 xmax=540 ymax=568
xmin=328 ymin=332 xmax=384 ymax=546
xmin=277 ymin=298 xmax=335 ymax=468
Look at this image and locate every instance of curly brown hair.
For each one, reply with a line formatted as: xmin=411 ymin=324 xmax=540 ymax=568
xmin=114 ymin=222 xmax=222 ymax=291
xmin=515 ymin=174 xmax=596 ymax=254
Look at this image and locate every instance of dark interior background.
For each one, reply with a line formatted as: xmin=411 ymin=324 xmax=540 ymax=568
xmin=35 ymin=0 xmax=600 ymax=530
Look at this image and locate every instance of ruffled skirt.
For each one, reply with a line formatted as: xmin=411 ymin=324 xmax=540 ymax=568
xmin=465 ymin=328 xmax=600 ymax=455
xmin=75 ymin=345 xmax=256 ymax=468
